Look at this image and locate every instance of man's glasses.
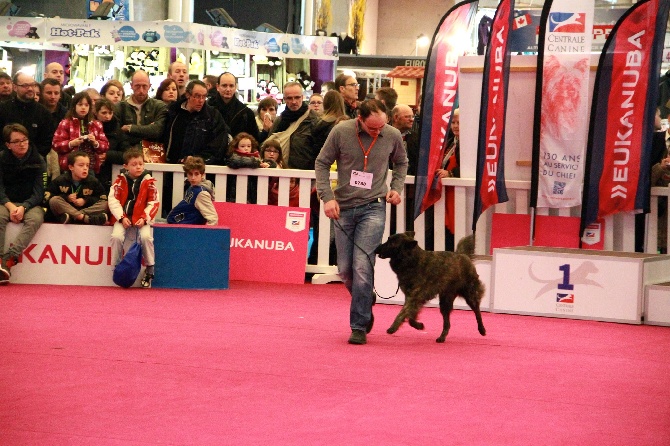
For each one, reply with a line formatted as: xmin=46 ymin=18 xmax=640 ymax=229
xmin=8 ymin=138 xmax=29 ymax=145
xmin=346 ymin=83 xmax=360 ymax=88
xmin=15 ymin=83 xmax=37 ymax=88
xmin=191 ymin=94 xmax=207 ymax=101
xmin=362 ymin=120 xmax=385 ymax=133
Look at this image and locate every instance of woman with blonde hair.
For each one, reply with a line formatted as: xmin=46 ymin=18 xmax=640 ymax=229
xmin=312 ymin=90 xmax=349 ymax=155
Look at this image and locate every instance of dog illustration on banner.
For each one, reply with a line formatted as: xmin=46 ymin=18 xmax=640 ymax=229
xmin=529 ymin=260 xmax=603 ymax=299
xmin=375 ymin=232 xmax=486 ymax=343
xmin=549 ymin=12 xmax=586 ymax=33
xmin=541 ymin=55 xmax=589 ymax=141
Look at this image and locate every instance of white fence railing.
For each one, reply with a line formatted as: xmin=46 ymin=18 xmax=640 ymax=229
xmin=115 ymin=164 xmax=670 ymax=282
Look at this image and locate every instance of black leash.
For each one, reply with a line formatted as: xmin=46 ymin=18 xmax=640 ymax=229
xmin=333 ymin=219 xmax=400 ymax=300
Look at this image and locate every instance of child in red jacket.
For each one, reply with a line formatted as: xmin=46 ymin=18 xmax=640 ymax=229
xmin=108 ymin=149 xmax=159 ymax=288
xmin=52 ymin=91 xmax=109 ymax=174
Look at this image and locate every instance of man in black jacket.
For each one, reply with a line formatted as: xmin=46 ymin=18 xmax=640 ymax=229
xmin=208 ymin=72 xmax=259 ymax=141
xmin=0 ymin=72 xmax=54 ymax=157
xmin=162 ymin=80 xmax=230 ymax=215
xmin=163 ymin=80 xmax=229 ymax=165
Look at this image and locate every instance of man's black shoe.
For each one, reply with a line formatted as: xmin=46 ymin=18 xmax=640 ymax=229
xmin=348 ymin=329 xmax=367 ymax=345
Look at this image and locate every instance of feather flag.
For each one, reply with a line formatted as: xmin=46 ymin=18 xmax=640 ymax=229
xmin=530 ymin=0 xmax=595 ymax=209
xmin=581 ymin=0 xmax=670 ymax=233
xmin=472 ymin=0 xmax=514 ymax=231
xmin=413 ymin=0 xmax=478 ymax=219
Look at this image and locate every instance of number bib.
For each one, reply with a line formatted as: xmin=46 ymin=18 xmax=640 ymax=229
xmin=350 ymin=170 xmax=373 ymax=189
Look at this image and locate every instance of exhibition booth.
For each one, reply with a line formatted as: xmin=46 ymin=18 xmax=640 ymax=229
xmin=0 ymin=16 xmax=338 ymax=101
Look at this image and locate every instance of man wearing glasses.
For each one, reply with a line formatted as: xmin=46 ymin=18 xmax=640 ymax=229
xmin=163 ymin=80 xmax=229 ymax=165
xmin=335 ymin=73 xmax=361 ymax=119
xmin=0 ymin=124 xmax=46 ymax=284
xmin=263 ymin=81 xmax=318 ymax=170
xmin=0 ymin=72 xmax=54 ymax=157
xmin=315 ymin=99 xmax=408 ymax=345
xmin=161 ymin=80 xmax=229 ymax=215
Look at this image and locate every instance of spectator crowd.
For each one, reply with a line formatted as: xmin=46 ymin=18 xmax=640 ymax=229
xmin=0 ymin=62 xmax=423 ymax=297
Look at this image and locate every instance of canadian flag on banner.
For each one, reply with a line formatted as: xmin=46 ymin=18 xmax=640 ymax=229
xmin=513 ymin=13 xmax=531 ymax=29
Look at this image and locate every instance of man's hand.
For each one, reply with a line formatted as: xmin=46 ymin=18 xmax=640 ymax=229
xmin=324 ymin=200 xmax=340 ymax=220
xmin=10 ymin=205 xmax=24 ymax=223
xmin=386 ymin=190 xmax=401 ymax=206
xmin=121 ymin=125 xmax=132 ymax=133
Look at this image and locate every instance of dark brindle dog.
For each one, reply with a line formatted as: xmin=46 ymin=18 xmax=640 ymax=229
xmin=375 ymin=232 xmax=486 ymax=343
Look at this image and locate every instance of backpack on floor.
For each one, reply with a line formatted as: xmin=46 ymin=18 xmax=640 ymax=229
xmin=113 ymin=229 xmax=142 ymax=288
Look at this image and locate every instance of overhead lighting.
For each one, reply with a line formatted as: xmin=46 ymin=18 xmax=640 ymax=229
xmin=415 ymin=34 xmax=430 ymax=56
xmin=89 ymin=1 xmax=120 ymax=20
xmin=206 ymin=8 xmax=237 ymax=28
xmin=255 ymin=23 xmax=283 ymax=34
xmin=0 ymin=1 xmax=20 ymax=16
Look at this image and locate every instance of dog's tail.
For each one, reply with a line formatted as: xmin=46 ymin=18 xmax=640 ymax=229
xmin=456 ymin=234 xmax=475 ymax=257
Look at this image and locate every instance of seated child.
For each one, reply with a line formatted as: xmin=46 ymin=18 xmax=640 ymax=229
xmin=227 ymin=132 xmax=276 ymax=169
xmin=46 ymin=151 xmax=109 ymax=225
xmin=167 ymin=156 xmax=218 ymax=225
xmin=108 ymin=149 xmax=159 ymax=288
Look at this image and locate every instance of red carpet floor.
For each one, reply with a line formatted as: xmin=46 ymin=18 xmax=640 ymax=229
xmin=1 ymin=282 xmax=669 ymax=445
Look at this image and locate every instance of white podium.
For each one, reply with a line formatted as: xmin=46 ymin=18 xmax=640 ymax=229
xmin=492 ymin=247 xmax=670 ymax=324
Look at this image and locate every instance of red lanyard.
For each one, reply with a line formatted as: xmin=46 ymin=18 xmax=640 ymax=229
xmin=356 ymin=121 xmax=378 ymax=171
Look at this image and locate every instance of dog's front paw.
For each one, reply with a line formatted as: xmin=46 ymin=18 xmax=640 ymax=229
xmin=387 ymin=326 xmax=398 ymax=334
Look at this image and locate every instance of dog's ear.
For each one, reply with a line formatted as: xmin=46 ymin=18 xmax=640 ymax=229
xmin=406 ymin=231 xmax=415 ymax=239
xmin=403 ymin=239 xmax=418 ymax=252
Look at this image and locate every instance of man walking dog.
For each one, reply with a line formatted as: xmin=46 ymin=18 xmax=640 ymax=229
xmin=315 ymin=99 xmax=408 ymax=345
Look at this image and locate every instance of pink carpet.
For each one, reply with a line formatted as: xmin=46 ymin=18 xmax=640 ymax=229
xmin=1 ymin=282 xmax=669 ymax=445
